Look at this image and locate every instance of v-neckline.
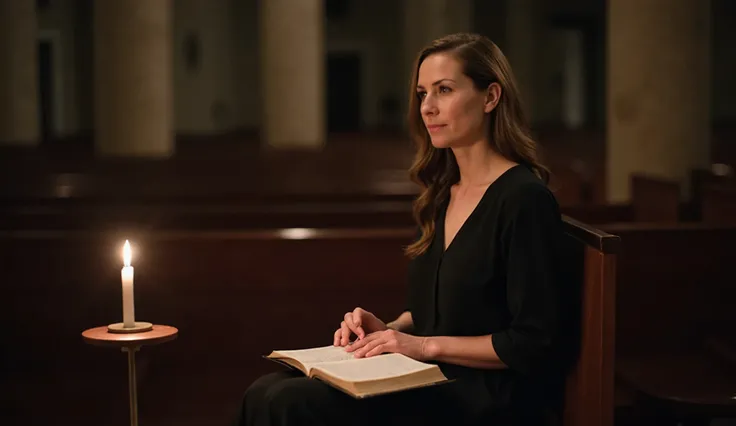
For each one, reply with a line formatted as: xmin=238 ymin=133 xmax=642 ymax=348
xmin=440 ymin=164 xmax=521 ymax=254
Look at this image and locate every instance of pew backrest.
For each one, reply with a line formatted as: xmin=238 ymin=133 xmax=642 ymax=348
xmin=560 ymin=216 xmax=620 ymax=426
xmin=630 ymin=174 xmax=680 ymax=222
xmin=599 ymin=223 xmax=736 ymax=355
xmin=702 ymin=183 xmax=736 ymax=225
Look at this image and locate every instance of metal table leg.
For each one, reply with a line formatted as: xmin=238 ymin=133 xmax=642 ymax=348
xmin=123 ymin=346 xmax=140 ymax=426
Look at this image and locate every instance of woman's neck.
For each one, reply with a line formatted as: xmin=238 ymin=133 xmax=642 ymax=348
xmin=452 ymin=140 xmax=516 ymax=187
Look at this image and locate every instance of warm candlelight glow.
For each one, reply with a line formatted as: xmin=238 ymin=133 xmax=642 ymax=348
xmin=123 ymin=240 xmax=132 ymax=267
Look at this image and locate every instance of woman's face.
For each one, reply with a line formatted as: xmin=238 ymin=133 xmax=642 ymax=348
xmin=416 ymin=53 xmax=499 ymax=149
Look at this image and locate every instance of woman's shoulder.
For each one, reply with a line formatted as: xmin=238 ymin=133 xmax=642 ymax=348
xmin=495 ymin=164 xmax=558 ymax=210
xmin=492 ymin=165 xmax=563 ymax=239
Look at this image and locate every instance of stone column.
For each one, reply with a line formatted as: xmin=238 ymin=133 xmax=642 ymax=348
xmin=607 ymin=0 xmax=711 ymax=202
xmin=260 ymin=0 xmax=324 ymax=149
xmin=402 ymin=0 xmax=473 ymax=122
xmin=0 ymin=0 xmax=38 ymax=145
xmin=94 ymin=0 xmax=174 ymax=157
xmin=404 ymin=0 xmax=473 ymax=74
xmin=505 ymin=0 xmax=543 ymax=123
xmin=174 ymin=0 xmax=238 ymax=134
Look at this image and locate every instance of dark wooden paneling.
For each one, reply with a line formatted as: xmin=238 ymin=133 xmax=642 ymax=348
xmin=702 ymin=183 xmax=736 ymax=224
xmin=1 ymin=228 xmax=414 ymax=425
xmin=601 ymin=224 xmax=736 ymax=356
xmin=600 ymin=223 xmax=736 ymax=423
xmin=630 ymin=174 xmax=680 ymax=223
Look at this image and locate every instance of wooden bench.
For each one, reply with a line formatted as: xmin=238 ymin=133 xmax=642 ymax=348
xmin=701 ymin=182 xmax=736 ymax=225
xmin=630 ymin=174 xmax=681 ymax=223
xmin=0 ymin=197 xmax=637 ymax=232
xmin=0 ymin=199 xmax=416 ymax=230
xmin=0 ymin=228 xmax=416 ymax=425
xmin=0 ymin=216 xmax=620 ymax=426
xmin=690 ymin=167 xmax=736 ymax=221
xmin=600 ymin=223 xmax=736 ymax=425
xmin=559 ymin=216 xmax=620 ymax=426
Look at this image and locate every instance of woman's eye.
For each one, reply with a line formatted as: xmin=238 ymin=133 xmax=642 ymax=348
xmin=439 ymin=86 xmax=451 ymax=93
xmin=416 ymin=91 xmax=427 ymax=100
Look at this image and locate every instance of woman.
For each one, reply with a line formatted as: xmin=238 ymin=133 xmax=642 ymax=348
xmin=233 ymin=32 xmax=570 ymax=426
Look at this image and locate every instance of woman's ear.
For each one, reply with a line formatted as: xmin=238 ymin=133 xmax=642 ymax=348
xmin=484 ymin=82 xmax=502 ymax=113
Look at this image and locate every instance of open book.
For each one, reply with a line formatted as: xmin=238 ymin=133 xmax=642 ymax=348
xmin=266 ymin=345 xmax=450 ymax=399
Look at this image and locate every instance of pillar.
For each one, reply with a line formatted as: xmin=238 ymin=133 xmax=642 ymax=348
xmin=175 ymin=0 xmax=238 ymax=134
xmin=505 ymin=0 xmax=543 ymax=123
xmin=404 ymin=0 xmax=473 ymax=75
xmin=0 ymin=0 xmax=39 ymax=145
xmin=402 ymin=0 xmax=473 ymax=122
xmin=607 ymin=0 xmax=711 ymax=202
xmin=260 ymin=0 xmax=324 ymax=149
xmin=94 ymin=0 xmax=174 ymax=157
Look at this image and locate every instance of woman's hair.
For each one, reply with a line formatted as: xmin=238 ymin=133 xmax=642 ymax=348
xmin=404 ymin=33 xmax=550 ymax=258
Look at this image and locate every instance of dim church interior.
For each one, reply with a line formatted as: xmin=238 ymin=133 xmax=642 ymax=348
xmin=1 ymin=0 xmax=736 ymax=425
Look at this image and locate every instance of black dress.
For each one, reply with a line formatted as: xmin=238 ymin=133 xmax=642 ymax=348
xmin=232 ymin=164 xmax=570 ymax=426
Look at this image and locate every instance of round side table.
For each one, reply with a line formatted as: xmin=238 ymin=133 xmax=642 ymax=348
xmin=82 ymin=325 xmax=178 ymax=426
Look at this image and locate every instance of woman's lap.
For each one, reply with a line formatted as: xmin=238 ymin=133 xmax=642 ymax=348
xmin=233 ymin=370 xmax=470 ymax=426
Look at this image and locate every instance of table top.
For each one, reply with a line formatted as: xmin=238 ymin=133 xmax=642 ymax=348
xmin=82 ymin=324 xmax=178 ymax=348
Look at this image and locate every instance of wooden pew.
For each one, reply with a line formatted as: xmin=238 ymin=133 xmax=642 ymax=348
xmin=1 ymin=228 xmax=415 ymax=426
xmin=600 ymin=223 xmax=736 ymax=425
xmin=0 ymin=199 xmax=416 ymax=230
xmin=548 ymin=164 xmax=593 ymax=206
xmin=559 ymin=216 xmax=620 ymax=426
xmin=1 ymin=216 xmax=619 ymax=426
xmin=562 ymin=203 xmax=633 ymax=225
xmin=630 ymin=174 xmax=681 ymax=223
xmin=690 ymin=167 xmax=736 ymax=221
xmin=701 ymin=183 xmax=736 ymax=225
xmin=0 ymin=198 xmax=635 ymax=232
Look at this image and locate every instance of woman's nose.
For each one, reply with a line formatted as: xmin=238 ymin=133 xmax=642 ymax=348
xmin=420 ymin=95 xmax=438 ymax=117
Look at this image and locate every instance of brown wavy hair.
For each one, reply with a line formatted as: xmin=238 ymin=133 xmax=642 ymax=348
xmin=404 ymin=33 xmax=550 ymax=258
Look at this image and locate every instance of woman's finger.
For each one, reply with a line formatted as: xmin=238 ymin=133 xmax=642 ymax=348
xmin=343 ymin=312 xmax=359 ymax=336
xmin=354 ymin=337 xmax=385 ymax=358
xmin=340 ymin=320 xmax=351 ymax=346
xmin=352 ymin=308 xmax=367 ymax=339
xmin=344 ymin=312 xmax=365 ymax=340
xmin=345 ymin=331 xmax=377 ymax=352
xmin=364 ymin=343 xmax=387 ymax=358
xmin=333 ymin=328 xmax=341 ymax=346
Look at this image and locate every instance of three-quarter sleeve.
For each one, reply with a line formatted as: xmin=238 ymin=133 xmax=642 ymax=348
xmin=491 ymin=183 xmax=564 ymax=376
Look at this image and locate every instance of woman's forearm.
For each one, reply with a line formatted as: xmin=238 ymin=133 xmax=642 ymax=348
xmin=386 ymin=311 xmax=414 ymax=333
xmin=384 ymin=315 xmax=506 ymax=369
xmin=423 ymin=335 xmax=507 ymax=369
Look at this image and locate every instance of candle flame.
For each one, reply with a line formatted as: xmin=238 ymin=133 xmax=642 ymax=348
xmin=123 ymin=240 xmax=132 ymax=267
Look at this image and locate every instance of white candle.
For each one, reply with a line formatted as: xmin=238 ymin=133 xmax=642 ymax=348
xmin=122 ymin=240 xmax=135 ymax=328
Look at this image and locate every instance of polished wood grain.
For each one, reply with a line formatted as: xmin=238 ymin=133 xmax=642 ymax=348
xmin=563 ymin=214 xmax=622 ymax=252
xmin=82 ymin=325 xmax=178 ymax=348
xmin=561 ymin=221 xmax=619 ymax=426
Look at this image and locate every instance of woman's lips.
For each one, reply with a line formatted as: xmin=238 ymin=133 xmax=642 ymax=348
xmin=427 ymin=124 xmax=446 ymax=133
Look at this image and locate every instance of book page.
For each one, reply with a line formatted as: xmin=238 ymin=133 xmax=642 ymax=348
xmin=313 ymin=353 xmax=435 ymax=382
xmin=271 ymin=345 xmax=356 ymax=373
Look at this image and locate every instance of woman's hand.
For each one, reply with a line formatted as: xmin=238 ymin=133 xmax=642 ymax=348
xmin=333 ymin=307 xmax=388 ymax=346
xmin=345 ymin=329 xmax=432 ymax=361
